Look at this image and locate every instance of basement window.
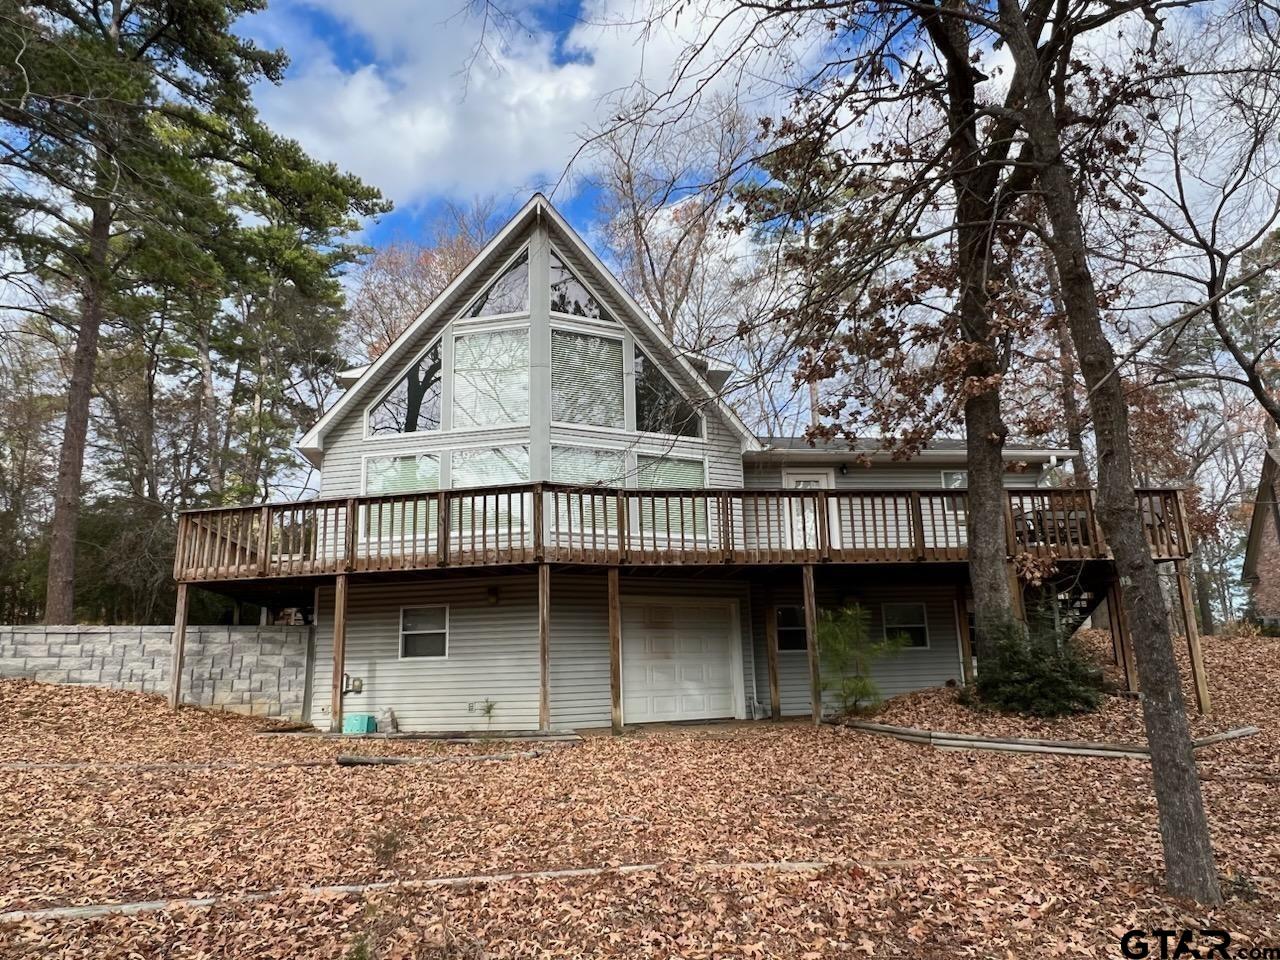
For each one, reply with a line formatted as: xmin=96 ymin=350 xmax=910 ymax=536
xmin=400 ymin=606 xmax=448 ymax=658
xmin=882 ymin=602 xmax=929 ymax=648
xmin=776 ymin=606 xmax=808 ymax=651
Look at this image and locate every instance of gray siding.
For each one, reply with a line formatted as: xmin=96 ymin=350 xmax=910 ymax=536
xmin=750 ymin=576 xmax=964 ymax=716
xmin=743 ymin=461 xmax=1042 ymax=489
xmin=312 ymin=576 xmax=541 ymax=732
xmin=310 ymin=572 xmax=759 ymax=732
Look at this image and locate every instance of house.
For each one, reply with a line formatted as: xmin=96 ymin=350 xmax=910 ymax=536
xmin=1242 ymin=447 xmax=1280 ymax=626
xmin=171 ymin=194 xmax=1198 ymax=732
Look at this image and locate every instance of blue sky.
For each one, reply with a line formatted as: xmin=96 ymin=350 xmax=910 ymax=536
xmin=240 ymin=0 xmax=685 ymax=247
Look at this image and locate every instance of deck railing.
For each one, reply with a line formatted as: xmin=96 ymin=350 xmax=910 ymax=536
xmin=174 ymin=485 xmax=1189 ymax=582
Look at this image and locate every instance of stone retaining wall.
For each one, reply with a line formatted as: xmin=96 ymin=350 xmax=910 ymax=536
xmin=0 ymin=625 xmax=312 ymax=719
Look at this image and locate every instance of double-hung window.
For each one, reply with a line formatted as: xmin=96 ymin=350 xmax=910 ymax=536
xmin=401 ymin=606 xmax=448 ymax=658
xmin=882 ymin=602 xmax=929 ymax=648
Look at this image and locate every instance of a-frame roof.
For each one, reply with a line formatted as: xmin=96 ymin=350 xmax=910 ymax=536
xmin=297 ymin=193 xmax=761 ymax=466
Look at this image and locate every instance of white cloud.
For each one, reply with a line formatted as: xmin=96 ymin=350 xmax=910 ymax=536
xmin=243 ymin=1 xmax=820 ymax=213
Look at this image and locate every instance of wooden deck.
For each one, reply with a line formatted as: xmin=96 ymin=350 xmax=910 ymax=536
xmin=173 ymin=485 xmax=1191 ymax=584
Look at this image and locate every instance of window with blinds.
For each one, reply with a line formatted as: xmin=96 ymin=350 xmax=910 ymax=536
xmin=368 ymin=340 xmax=442 ymax=435
xmin=451 ymin=445 xmax=531 ymax=546
xmin=635 ymin=347 xmax=702 ymax=437
xmin=551 ymin=330 xmax=624 ymax=428
xmin=549 ymin=250 xmax=609 ymax=319
xmin=362 ymin=455 xmax=440 ymax=544
xmin=468 ymin=251 xmax=529 ymax=317
xmin=452 ymin=328 xmax=529 ymax=428
xmin=635 ymin=455 xmax=706 ymax=537
xmin=550 ymin=446 xmax=625 ymax=532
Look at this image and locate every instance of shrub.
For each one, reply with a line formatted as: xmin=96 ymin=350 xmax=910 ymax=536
xmin=817 ymin=603 xmax=906 ymax=714
xmin=966 ymin=619 xmax=1104 ymax=717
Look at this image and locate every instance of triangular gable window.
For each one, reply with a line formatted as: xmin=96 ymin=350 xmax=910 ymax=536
xmin=469 ymin=250 xmax=529 ymax=317
xmin=368 ymin=339 xmax=442 ymax=435
xmin=635 ymin=346 xmax=702 ymax=438
xmin=550 ymin=250 xmax=609 ymax=320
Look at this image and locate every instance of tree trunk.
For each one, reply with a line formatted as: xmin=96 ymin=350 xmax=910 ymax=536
xmin=998 ymin=0 xmax=1221 ymax=903
xmin=45 ymin=199 xmax=111 ymax=625
xmin=198 ymin=320 xmax=223 ymax=498
xmin=1192 ymin=554 xmax=1216 ymax=636
xmin=965 ymin=388 xmax=1015 ymax=641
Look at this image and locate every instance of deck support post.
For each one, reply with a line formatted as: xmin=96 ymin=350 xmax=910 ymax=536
xmin=1108 ymin=578 xmax=1138 ymax=694
xmin=954 ymin=584 xmax=974 ymax=685
xmin=331 ymin=573 xmax=349 ymax=733
xmin=608 ymin=567 xmax=622 ymax=734
xmin=1174 ymin=559 xmax=1210 ymax=715
xmin=168 ymin=582 xmax=190 ymax=711
xmin=765 ymin=597 xmax=781 ymax=720
xmin=538 ymin=564 xmax=551 ymax=730
xmin=802 ymin=564 xmax=821 ymax=725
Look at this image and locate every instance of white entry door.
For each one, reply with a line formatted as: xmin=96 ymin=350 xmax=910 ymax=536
xmin=782 ymin=468 xmax=837 ymax=550
xmin=621 ymin=599 xmax=741 ymax=723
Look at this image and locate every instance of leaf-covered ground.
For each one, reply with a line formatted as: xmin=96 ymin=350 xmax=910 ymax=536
xmin=1 ymin=633 xmax=1278 ymax=958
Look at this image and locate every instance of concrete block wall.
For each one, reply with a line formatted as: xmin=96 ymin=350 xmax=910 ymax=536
xmin=0 ymin=625 xmax=312 ymax=719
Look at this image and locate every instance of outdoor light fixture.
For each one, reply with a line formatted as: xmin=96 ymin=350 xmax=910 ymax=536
xmin=839 ymin=463 xmax=849 ymax=476
xmin=486 ymin=586 xmax=501 ymax=606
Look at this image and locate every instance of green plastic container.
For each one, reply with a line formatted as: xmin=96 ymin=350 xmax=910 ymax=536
xmin=342 ymin=713 xmax=377 ymax=735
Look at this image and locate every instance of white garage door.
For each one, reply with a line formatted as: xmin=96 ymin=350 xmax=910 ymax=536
xmin=621 ymin=599 xmax=739 ymax=723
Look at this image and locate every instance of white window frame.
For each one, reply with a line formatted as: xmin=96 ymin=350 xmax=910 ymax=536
xmin=399 ymin=604 xmax=449 ymax=660
xmin=450 ymin=323 xmax=532 ymax=433
xmin=633 ymin=345 xmax=705 ymax=441
xmin=633 ymin=453 xmax=709 ymax=488
xmin=360 ymin=452 xmax=442 ymax=495
xmin=456 ymin=244 xmax=532 ymax=321
xmin=882 ymin=601 xmax=930 ymax=649
xmin=941 ymin=470 xmax=968 ymax=489
xmin=548 ymin=243 xmax=616 ymax=323
xmin=362 ymin=334 xmax=446 ymax=440
xmin=549 ymin=326 xmax=626 ymax=430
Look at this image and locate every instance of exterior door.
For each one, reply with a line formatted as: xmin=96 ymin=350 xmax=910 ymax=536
xmin=620 ymin=599 xmax=741 ymax=723
xmin=782 ymin=469 xmax=837 ymax=550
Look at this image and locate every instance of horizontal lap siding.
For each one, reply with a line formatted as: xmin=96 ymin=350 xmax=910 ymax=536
xmin=312 ymin=576 xmax=540 ymax=732
xmin=744 ymin=463 xmax=1042 ymax=489
xmin=751 ymin=576 xmax=963 ymax=717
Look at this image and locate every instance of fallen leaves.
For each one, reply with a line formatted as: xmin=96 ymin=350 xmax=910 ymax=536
xmin=0 ymin=632 xmax=1276 ymax=957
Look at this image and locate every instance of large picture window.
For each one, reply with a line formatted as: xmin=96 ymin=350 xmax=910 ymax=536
xmin=549 ymin=250 xmax=608 ymax=319
xmin=367 ymin=340 xmax=442 ymax=435
xmin=550 ymin=446 xmax=625 ymax=485
xmin=451 ymin=446 xmax=530 ymax=488
xmin=551 ymin=330 xmax=624 ymax=428
xmin=636 ymin=454 xmax=706 ymax=536
xmin=452 ymin=328 xmax=529 ymax=428
xmin=468 ymin=251 xmax=528 ymax=317
xmin=635 ymin=347 xmax=702 ymax=438
xmin=365 ymin=454 xmax=440 ymax=495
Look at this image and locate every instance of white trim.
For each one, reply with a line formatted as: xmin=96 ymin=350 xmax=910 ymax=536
xmin=619 ymin=595 xmax=746 ymax=724
xmin=634 ymin=452 xmax=709 ymax=488
xmin=940 ymin=469 xmax=968 ymax=489
xmin=451 ymin=323 xmax=532 ymax=432
xmin=361 ymin=333 xmax=446 ymax=441
xmin=451 ymin=310 xmax=532 ymax=330
xmin=455 ymin=243 xmax=532 ymax=321
xmin=399 ymin=604 xmax=449 ymax=660
xmin=782 ymin=468 xmax=836 ymax=489
xmin=882 ymin=601 xmax=931 ymax=650
xmin=549 ymin=325 xmax=627 ymax=433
